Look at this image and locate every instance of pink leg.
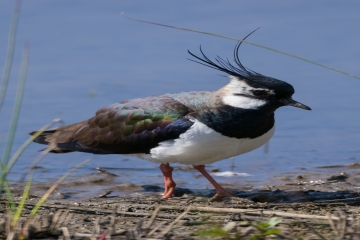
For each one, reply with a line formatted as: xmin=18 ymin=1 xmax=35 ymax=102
xmin=193 ymin=165 xmax=233 ymax=197
xmin=159 ymin=163 xmax=176 ymax=199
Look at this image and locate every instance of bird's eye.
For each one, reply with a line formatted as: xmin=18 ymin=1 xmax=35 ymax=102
xmin=251 ymin=90 xmax=268 ymax=97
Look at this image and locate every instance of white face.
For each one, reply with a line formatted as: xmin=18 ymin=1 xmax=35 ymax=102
xmin=222 ymin=77 xmax=274 ymax=109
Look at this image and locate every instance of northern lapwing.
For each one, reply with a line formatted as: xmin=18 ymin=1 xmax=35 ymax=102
xmin=30 ymin=35 xmax=310 ymax=199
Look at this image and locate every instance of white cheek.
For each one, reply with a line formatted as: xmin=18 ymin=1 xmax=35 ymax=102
xmin=222 ymin=95 xmax=266 ymax=109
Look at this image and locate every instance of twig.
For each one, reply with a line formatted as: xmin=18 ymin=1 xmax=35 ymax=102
xmin=6 ymin=231 xmax=15 ymax=240
xmin=156 ymin=206 xmax=190 ymax=238
xmin=2 ymin=200 xmax=357 ymax=223
xmin=328 ymin=213 xmax=339 ymax=236
xmin=94 ymin=216 xmax=100 ymax=235
xmin=50 ymin=209 xmax=62 ymax=230
xmin=147 ymin=221 xmax=167 ymax=237
xmin=74 ymin=233 xmax=100 ymax=238
xmin=301 ymin=222 xmax=327 ymax=240
xmin=55 ymin=210 xmax=70 ymax=230
xmin=131 ymin=219 xmax=143 ymax=238
xmin=62 ymin=212 xmax=73 ymax=228
xmin=339 ymin=212 xmax=347 ymax=240
xmin=32 ymin=215 xmax=42 ymax=232
xmin=108 ymin=206 xmax=118 ymax=236
xmin=158 ymin=205 xmax=350 ymax=221
xmin=144 ymin=205 xmax=160 ymax=229
xmin=61 ymin=227 xmax=70 ymax=240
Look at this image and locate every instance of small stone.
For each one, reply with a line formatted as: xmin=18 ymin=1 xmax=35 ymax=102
xmin=99 ymin=191 xmax=112 ymax=198
xmin=327 ymin=172 xmax=349 ymax=181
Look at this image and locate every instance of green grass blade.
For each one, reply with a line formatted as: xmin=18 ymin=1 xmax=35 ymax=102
xmin=30 ymin=159 xmax=91 ymax=216
xmin=2 ymin=44 xmax=30 ymax=167
xmin=5 ymin=118 xmax=62 ymax=175
xmin=0 ymin=0 xmax=22 ymax=112
xmin=12 ymin=170 xmax=33 ymax=227
xmin=20 ymin=148 xmax=50 ymax=182
xmin=3 ymin=178 xmax=16 ymax=213
xmin=121 ymin=13 xmax=360 ymax=81
xmin=0 ymin=119 xmax=61 ymax=198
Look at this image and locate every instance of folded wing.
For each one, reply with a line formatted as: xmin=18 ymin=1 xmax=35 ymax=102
xmin=30 ymin=95 xmax=194 ymax=154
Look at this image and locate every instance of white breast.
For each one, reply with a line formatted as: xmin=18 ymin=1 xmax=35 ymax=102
xmin=135 ymin=120 xmax=275 ymax=165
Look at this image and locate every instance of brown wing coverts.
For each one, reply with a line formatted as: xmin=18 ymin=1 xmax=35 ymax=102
xmin=31 ymin=95 xmax=194 ymax=154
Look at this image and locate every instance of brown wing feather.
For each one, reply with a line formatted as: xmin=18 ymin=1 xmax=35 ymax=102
xmin=30 ymin=95 xmax=194 ymax=154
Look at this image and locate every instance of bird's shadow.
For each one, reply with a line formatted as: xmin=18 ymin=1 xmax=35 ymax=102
xmin=140 ymin=185 xmax=360 ymax=204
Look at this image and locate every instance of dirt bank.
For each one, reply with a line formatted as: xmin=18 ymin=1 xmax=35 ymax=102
xmin=1 ymin=183 xmax=360 ymax=239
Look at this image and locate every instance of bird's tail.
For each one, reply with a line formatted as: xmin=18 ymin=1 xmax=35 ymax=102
xmin=29 ymin=121 xmax=87 ymax=153
xmin=29 ymin=129 xmax=56 ymax=145
xmin=29 ymin=129 xmax=74 ymax=153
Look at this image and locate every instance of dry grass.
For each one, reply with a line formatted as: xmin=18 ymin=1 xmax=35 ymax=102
xmin=1 ymin=196 xmax=360 ymax=239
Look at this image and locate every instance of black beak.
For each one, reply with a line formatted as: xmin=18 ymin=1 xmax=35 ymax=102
xmin=280 ymin=98 xmax=311 ymax=110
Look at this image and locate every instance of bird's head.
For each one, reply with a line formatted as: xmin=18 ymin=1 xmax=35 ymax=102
xmin=219 ymin=75 xmax=310 ymax=111
xmin=188 ymin=32 xmax=311 ymax=111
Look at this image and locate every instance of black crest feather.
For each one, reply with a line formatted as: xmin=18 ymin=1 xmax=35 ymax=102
xmin=188 ymin=28 xmax=267 ymax=87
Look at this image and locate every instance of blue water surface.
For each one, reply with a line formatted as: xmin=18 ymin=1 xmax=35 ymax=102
xmin=0 ymin=1 xmax=360 ymax=197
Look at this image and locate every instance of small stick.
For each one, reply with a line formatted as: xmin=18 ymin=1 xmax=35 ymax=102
xmin=108 ymin=206 xmax=117 ymax=236
xmin=74 ymin=233 xmax=98 ymax=237
xmin=132 ymin=219 xmax=143 ymax=238
xmin=144 ymin=205 xmax=160 ymax=229
xmin=61 ymin=227 xmax=70 ymax=240
xmin=159 ymin=205 xmax=347 ymax=221
xmin=50 ymin=209 xmax=62 ymax=230
xmin=31 ymin=215 xmax=41 ymax=232
xmin=62 ymin=212 xmax=73 ymax=228
xmin=339 ymin=212 xmax=347 ymax=240
xmin=327 ymin=213 xmax=339 ymax=236
xmin=6 ymin=231 xmax=15 ymax=240
xmin=156 ymin=206 xmax=191 ymax=238
xmin=55 ymin=209 xmax=70 ymax=229
xmin=147 ymin=221 xmax=167 ymax=237
xmin=301 ymin=222 xmax=327 ymax=240
xmin=94 ymin=216 xmax=100 ymax=235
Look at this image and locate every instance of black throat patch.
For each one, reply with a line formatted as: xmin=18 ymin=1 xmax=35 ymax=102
xmin=192 ymin=105 xmax=275 ymax=139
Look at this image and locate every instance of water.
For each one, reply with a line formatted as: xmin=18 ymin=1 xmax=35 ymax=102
xmin=1 ymin=1 xmax=360 ymax=198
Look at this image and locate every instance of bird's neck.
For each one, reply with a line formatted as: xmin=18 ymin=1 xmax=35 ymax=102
xmin=193 ymin=105 xmax=275 ymax=139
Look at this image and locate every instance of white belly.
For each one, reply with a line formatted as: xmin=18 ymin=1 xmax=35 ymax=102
xmin=135 ymin=120 xmax=275 ymax=165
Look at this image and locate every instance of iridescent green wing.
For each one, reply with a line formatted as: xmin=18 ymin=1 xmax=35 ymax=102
xmin=35 ymin=95 xmax=194 ymax=154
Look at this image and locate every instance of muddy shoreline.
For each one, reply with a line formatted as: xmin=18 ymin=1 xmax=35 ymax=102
xmin=2 ymin=163 xmax=360 ymax=239
xmin=2 ymin=181 xmax=360 ymax=239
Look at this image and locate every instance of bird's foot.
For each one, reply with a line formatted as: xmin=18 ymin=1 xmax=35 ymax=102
xmin=210 ymin=190 xmax=235 ymax=202
xmin=160 ymin=163 xmax=176 ymax=199
xmin=162 ymin=182 xmax=176 ymax=199
xmin=193 ymin=164 xmax=235 ymax=200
